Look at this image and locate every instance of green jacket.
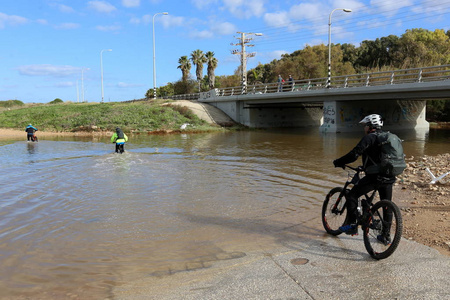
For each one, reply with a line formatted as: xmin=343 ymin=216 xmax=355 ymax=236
xmin=111 ymin=132 xmax=128 ymax=144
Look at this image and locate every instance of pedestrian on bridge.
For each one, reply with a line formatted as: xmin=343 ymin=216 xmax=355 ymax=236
xmin=277 ymin=75 xmax=284 ymax=92
xmin=288 ymin=75 xmax=294 ymax=91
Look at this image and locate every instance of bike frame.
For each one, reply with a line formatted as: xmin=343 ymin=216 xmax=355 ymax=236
xmin=332 ymin=165 xmax=378 ymax=222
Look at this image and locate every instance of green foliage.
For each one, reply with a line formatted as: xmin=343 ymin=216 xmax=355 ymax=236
xmin=177 ymin=55 xmax=192 ymax=83
xmin=146 ymin=83 xmax=175 ymax=99
xmin=0 ymin=102 xmax=211 ymax=132
xmin=427 ymin=100 xmax=450 ymax=122
xmin=49 ymin=98 xmax=64 ymax=104
xmin=172 ymin=79 xmax=197 ymax=95
xmin=0 ymin=100 xmax=24 ymax=108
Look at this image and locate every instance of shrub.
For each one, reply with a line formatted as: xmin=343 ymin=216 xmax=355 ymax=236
xmin=49 ymin=98 xmax=64 ymax=104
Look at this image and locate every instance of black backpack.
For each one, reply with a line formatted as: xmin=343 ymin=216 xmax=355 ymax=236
xmin=365 ymin=132 xmax=406 ymax=177
xmin=116 ymin=129 xmax=124 ymax=139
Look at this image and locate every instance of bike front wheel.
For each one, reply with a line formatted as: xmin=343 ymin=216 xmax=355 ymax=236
xmin=363 ymin=200 xmax=403 ymax=260
xmin=322 ymin=187 xmax=348 ymax=236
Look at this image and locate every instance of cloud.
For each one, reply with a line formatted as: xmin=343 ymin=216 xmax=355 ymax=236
xmin=17 ymin=65 xmax=81 ymax=77
xmin=55 ymin=81 xmax=75 ymax=88
xmin=122 ymin=0 xmax=140 ymax=7
xmin=191 ymin=0 xmax=218 ymax=9
xmin=264 ymin=12 xmax=291 ymax=28
xmin=96 ymin=24 xmax=121 ymax=32
xmin=262 ymin=50 xmax=289 ymax=61
xmin=88 ymin=1 xmax=117 ymax=13
xmin=370 ymin=0 xmax=414 ymax=17
xmin=0 ymin=12 xmax=28 ymax=29
xmin=159 ymin=15 xmax=184 ymax=28
xmin=289 ymin=2 xmax=324 ymax=23
xmin=36 ymin=19 xmax=48 ymax=25
xmin=222 ymin=0 xmax=266 ymax=19
xmin=134 ymin=14 xmax=183 ymax=28
xmin=210 ymin=21 xmax=236 ymax=35
xmin=55 ymin=23 xmax=80 ymax=29
xmin=58 ymin=4 xmax=76 ymax=13
xmin=190 ymin=30 xmax=214 ymax=39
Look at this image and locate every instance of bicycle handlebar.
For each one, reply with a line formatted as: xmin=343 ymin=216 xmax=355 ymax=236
xmin=344 ymin=165 xmax=364 ymax=172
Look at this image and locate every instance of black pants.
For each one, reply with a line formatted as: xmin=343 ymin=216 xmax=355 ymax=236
xmin=115 ymin=143 xmax=124 ymax=153
xmin=27 ymin=134 xmax=33 ymax=141
xmin=346 ymin=175 xmax=394 ymax=224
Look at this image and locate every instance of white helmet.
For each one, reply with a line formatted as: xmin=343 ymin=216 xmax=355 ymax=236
xmin=359 ymin=114 xmax=383 ymax=128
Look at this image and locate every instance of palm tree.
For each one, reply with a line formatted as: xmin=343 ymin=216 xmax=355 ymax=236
xmin=205 ymin=51 xmax=218 ymax=90
xmin=190 ymin=49 xmax=207 ymax=92
xmin=177 ymin=56 xmax=191 ymax=83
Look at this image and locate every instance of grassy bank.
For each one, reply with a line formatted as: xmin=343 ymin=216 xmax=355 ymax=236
xmin=0 ymin=100 xmax=221 ymax=133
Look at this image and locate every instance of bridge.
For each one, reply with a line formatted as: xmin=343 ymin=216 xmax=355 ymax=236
xmin=167 ymin=65 xmax=450 ymax=132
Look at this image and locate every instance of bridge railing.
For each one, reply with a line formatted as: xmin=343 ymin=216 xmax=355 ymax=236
xmin=206 ymin=64 xmax=450 ymax=98
xmin=162 ymin=64 xmax=450 ymax=100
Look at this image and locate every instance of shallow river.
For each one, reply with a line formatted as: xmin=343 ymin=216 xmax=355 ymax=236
xmin=0 ymin=128 xmax=448 ymax=299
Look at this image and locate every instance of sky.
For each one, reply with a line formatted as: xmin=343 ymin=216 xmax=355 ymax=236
xmin=1 ymin=0 xmax=450 ymax=103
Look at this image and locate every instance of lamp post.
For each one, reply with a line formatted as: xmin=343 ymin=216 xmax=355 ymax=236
xmin=101 ymin=49 xmax=112 ymax=103
xmin=81 ymin=68 xmax=89 ymax=102
xmin=327 ymin=8 xmax=352 ymax=88
xmin=152 ymin=12 xmax=169 ymax=99
xmin=81 ymin=68 xmax=85 ymax=102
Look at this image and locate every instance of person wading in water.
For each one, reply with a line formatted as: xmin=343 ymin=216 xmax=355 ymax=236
xmin=111 ymin=127 xmax=128 ymax=153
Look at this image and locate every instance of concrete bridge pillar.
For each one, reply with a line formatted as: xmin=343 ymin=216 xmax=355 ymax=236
xmin=319 ymin=99 xmax=429 ymax=132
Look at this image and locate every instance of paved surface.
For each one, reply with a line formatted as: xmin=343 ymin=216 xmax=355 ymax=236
xmin=168 ymin=100 xmax=236 ymax=126
xmin=114 ymin=229 xmax=449 ymax=299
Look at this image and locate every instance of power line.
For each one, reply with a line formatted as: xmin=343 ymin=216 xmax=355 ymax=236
xmin=237 ymin=0 xmax=450 ymax=53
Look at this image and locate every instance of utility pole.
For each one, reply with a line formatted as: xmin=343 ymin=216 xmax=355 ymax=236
xmin=231 ymin=32 xmax=262 ymax=94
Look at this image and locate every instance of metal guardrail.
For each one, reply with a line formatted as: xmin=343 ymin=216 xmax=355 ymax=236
xmin=163 ymin=64 xmax=450 ymax=100
xmin=162 ymin=94 xmax=199 ymax=100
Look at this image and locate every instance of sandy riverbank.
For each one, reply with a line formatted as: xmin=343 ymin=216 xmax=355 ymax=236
xmin=1 ymin=128 xmax=448 ymax=256
xmin=0 ymin=128 xmax=112 ymax=139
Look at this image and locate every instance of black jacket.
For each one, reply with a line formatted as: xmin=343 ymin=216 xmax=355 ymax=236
xmin=334 ymin=130 xmax=382 ymax=171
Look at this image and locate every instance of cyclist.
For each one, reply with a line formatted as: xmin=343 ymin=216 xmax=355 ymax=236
xmin=111 ymin=127 xmax=128 ymax=153
xmin=25 ymin=124 xmax=38 ymax=142
xmin=332 ymin=114 xmax=395 ymax=243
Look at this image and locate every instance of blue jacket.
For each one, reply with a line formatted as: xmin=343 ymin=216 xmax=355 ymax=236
xmin=25 ymin=125 xmax=38 ymax=134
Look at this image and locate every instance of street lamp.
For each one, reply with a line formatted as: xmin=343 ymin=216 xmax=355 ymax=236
xmin=81 ymin=67 xmax=90 ymax=102
xmin=101 ymin=49 xmax=112 ymax=103
xmin=327 ymin=8 xmax=352 ymax=88
xmin=152 ymin=12 xmax=169 ymax=99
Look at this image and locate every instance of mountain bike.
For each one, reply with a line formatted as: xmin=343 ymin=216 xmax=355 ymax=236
xmin=321 ymin=165 xmax=403 ymax=260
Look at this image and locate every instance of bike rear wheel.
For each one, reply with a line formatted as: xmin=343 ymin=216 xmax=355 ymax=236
xmin=322 ymin=187 xmax=348 ymax=236
xmin=363 ymin=200 xmax=402 ymax=260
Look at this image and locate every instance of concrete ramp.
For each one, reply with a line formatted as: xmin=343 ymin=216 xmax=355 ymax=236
xmin=168 ymin=100 xmax=236 ymax=127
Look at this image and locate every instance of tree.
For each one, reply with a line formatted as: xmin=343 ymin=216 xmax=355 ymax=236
xmin=205 ymin=51 xmax=218 ymax=90
xmin=173 ymin=79 xmax=197 ymax=95
xmin=395 ymin=29 xmax=450 ymax=68
xmin=49 ymin=98 xmax=63 ymax=104
xmin=177 ymin=56 xmax=191 ymax=83
xmin=190 ymin=49 xmax=207 ymax=92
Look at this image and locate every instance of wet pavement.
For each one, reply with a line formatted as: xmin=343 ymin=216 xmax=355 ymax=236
xmin=114 ymin=225 xmax=450 ymax=300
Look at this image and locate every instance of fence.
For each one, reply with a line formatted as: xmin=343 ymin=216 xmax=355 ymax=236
xmin=159 ymin=64 xmax=450 ymax=100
